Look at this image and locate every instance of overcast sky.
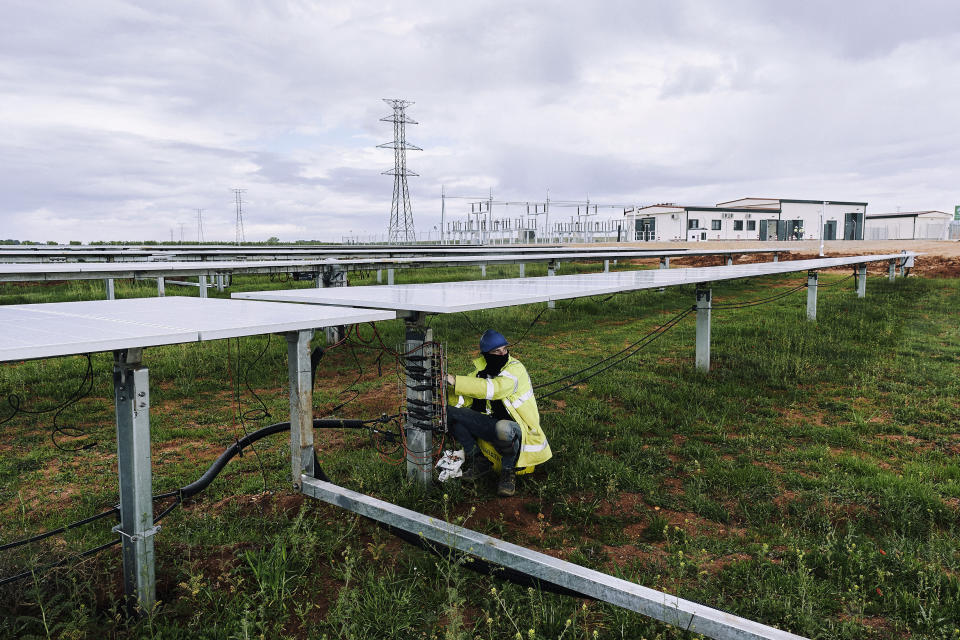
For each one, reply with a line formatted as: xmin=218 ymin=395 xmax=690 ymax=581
xmin=2 ymin=0 xmax=958 ymax=243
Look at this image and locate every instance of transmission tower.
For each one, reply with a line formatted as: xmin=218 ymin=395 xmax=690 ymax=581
xmin=232 ymin=188 xmax=247 ymax=245
xmin=378 ymin=99 xmax=421 ymax=243
xmin=196 ymin=208 xmax=205 ymax=243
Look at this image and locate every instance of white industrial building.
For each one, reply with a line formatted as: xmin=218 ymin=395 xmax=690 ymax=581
xmin=864 ymin=211 xmax=953 ymax=240
xmin=627 ymin=198 xmax=868 ymax=242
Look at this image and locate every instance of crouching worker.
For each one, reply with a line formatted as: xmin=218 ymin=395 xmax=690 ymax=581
xmin=445 ymin=330 xmax=551 ymax=496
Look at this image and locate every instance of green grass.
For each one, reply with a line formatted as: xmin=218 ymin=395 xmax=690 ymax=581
xmin=1 ymin=266 xmax=959 ymax=639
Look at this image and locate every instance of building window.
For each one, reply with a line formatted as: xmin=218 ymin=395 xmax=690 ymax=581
xmin=747 ymin=220 xmax=756 ymax=231
xmin=711 ymin=220 xmax=721 ymax=230
xmin=733 ymin=220 xmax=744 ymax=231
xmin=688 ymin=218 xmax=699 ymax=229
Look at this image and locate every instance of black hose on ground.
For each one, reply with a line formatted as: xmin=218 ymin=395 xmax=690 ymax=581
xmin=5 ymin=416 xmax=593 ymax=603
xmin=178 ymin=418 xmax=379 ymax=498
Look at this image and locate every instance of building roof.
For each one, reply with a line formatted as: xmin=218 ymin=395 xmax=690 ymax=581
xmin=632 ymin=204 xmax=779 ymax=216
xmin=866 ymin=210 xmax=951 ymax=220
xmin=686 ymin=206 xmax=779 ymax=214
xmin=716 ymin=197 xmax=868 ymax=207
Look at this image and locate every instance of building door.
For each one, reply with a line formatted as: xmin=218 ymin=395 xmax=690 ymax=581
xmin=844 ymin=212 xmax=864 ymax=240
xmin=760 ymin=219 xmax=777 ymax=240
xmin=823 ymin=220 xmax=837 ymax=240
xmin=776 ymin=220 xmax=790 ymax=240
xmin=635 ymin=217 xmax=656 ymax=241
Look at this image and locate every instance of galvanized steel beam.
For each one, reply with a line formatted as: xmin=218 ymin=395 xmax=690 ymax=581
xmin=696 ymin=288 xmax=712 ymax=372
xmin=287 ymin=330 xmax=315 ymax=486
xmin=113 ymin=348 xmax=156 ymax=614
xmin=806 ymin=271 xmax=818 ymax=322
xmin=300 ymin=477 xmax=807 ymax=640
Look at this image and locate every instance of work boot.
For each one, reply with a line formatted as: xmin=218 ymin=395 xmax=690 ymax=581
xmin=497 ymin=468 xmax=516 ymax=497
xmin=461 ymin=454 xmax=493 ymax=482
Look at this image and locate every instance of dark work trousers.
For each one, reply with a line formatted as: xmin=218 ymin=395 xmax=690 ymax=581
xmin=446 ymin=406 xmax=522 ymax=471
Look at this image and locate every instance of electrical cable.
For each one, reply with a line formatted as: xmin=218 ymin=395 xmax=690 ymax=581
xmin=711 ymin=283 xmax=808 ymax=310
xmin=2 ymin=415 xmax=591 ymax=600
xmin=534 ymin=305 xmax=695 ymax=397
xmin=239 ymin=334 xmax=272 ymax=423
xmin=817 ymin=272 xmax=856 ymax=287
xmin=505 ymin=304 xmax=553 ymax=348
xmin=0 ymin=416 xmax=398 ymax=586
xmin=227 ymin=337 xmax=269 ymax=492
xmin=1 ymin=354 xmax=98 ymax=452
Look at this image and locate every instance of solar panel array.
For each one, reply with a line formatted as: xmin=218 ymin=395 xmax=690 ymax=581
xmin=0 ymin=249 xmax=785 ymax=282
xmin=232 ymin=254 xmax=911 ymax=314
xmin=0 ymin=297 xmax=395 ymax=362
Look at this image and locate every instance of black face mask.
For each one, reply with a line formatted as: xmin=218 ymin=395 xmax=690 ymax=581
xmin=480 ymin=351 xmax=509 ymax=375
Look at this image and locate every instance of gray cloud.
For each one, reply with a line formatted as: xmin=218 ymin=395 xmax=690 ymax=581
xmin=0 ymin=0 xmax=957 ymax=241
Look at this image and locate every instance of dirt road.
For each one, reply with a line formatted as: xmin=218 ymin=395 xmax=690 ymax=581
xmin=585 ymin=239 xmax=960 ymax=277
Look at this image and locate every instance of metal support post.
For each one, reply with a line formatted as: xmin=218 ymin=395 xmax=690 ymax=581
xmin=376 ymin=269 xmax=383 ymax=284
xmin=900 ymin=250 xmax=914 ymax=277
xmin=216 ymin=274 xmax=225 ymax=292
xmin=726 ymin=256 xmax=733 ymax=266
xmin=856 ymin=265 xmax=867 ymax=298
xmin=105 ymin=278 xmax=115 ymax=300
xmin=480 ymin=263 xmax=487 ymax=277
xmin=286 ymin=330 xmax=315 ymax=486
xmin=387 ymin=268 xmax=395 ymax=285
xmin=518 ymin=263 xmax=526 ymax=278
xmin=404 ymin=317 xmax=433 ymax=486
xmin=322 ymin=266 xmax=347 ymax=342
xmin=657 ymin=256 xmax=670 ymax=292
xmin=198 ymin=275 xmax=208 ymax=298
xmin=888 ymin=259 xmax=896 ymax=282
xmin=695 ymin=288 xmax=711 ymax=372
xmin=806 ymin=271 xmax=818 ymax=322
xmin=773 ymin=252 xmax=779 ymax=263
xmin=603 ymin=259 xmax=610 ymax=272
xmin=156 ymin=276 xmax=165 ymax=297
xmin=547 ymin=260 xmax=557 ymax=309
xmin=113 ymin=348 xmax=156 ymax=614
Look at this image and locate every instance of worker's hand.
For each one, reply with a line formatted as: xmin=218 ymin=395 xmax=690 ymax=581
xmin=446 ymin=374 xmax=456 ymax=386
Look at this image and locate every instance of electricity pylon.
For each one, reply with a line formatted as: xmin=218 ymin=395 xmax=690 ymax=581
xmin=232 ymin=188 xmax=246 ymax=245
xmin=379 ymin=99 xmax=421 ymax=244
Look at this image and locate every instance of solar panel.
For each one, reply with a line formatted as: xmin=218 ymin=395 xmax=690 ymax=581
xmin=0 ymin=298 xmax=395 ymax=362
xmin=232 ymin=254 xmax=912 ymax=314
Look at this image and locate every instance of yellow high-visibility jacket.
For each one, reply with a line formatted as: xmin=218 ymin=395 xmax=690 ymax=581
xmin=448 ymin=355 xmax=551 ymax=474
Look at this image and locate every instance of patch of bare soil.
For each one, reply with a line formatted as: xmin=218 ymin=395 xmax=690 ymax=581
xmin=199 ymin=491 xmax=306 ymax=519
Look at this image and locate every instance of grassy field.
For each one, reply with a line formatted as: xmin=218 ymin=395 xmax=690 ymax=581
xmin=1 ymin=261 xmax=959 ymax=639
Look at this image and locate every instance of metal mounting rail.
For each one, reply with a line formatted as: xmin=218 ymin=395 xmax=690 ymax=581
xmin=301 ymin=477 xmax=807 ymax=640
